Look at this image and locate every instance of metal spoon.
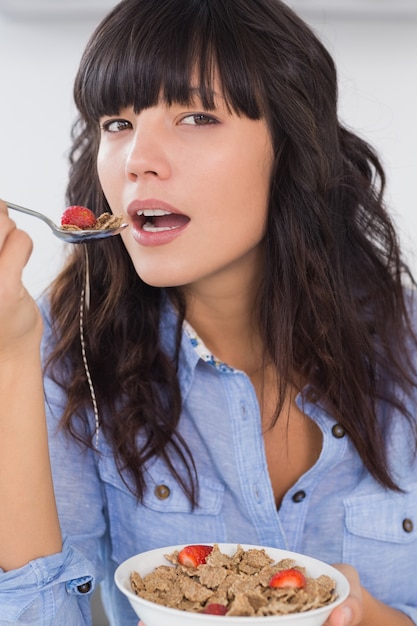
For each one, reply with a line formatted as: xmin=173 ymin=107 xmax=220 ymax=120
xmin=6 ymin=201 xmax=128 ymax=243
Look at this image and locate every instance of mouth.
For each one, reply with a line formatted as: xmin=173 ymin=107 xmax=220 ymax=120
xmin=136 ymin=208 xmax=190 ymax=233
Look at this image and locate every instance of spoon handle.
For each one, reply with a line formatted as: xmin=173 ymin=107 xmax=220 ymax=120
xmin=6 ymin=201 xmax=57 ymax=230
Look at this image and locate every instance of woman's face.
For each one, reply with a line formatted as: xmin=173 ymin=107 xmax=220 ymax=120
xmin=97 ymin=88 xmax=274 ymax=295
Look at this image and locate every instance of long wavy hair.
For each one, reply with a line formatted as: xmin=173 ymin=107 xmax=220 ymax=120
xmin=47 ymin=0 xmax=417 ymax=504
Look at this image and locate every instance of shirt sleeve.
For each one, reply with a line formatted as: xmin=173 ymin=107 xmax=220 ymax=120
xmin=0 ymin=538 xmax=96 ymax=624
xmin=0 ymin=304 xmax=107 ymax=624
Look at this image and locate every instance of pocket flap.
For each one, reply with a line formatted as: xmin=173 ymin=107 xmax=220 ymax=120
xmin=99 ymin=452 xmax=224 ymax=515
xmin=345 ymin=485 xmax=417 ymax=544
xmin=142 ymin=473 xmax=224 ymax=515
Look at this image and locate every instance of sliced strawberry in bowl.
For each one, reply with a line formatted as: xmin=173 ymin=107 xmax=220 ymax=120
xmin=269 ymin=568 xmax=306 ymax=589
xmin=177 ymin=544 xmax=213 ymax=568
xmin=202 ymin=603 xmax=228 ymax=615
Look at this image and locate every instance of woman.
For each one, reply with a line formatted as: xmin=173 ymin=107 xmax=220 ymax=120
xmin=0 ymin=0 xmax=416 ymax=624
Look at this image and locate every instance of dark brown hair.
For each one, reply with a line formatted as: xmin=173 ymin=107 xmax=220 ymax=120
xmin=47 ymin=0 xmax=417 ymax=503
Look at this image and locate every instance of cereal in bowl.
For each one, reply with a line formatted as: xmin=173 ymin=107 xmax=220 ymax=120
xmin=130 ymin=544 xmax=337 ymax=616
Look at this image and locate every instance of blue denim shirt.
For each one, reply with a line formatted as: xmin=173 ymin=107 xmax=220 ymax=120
xmin=1 ymin=299 xmax=417 ymax=625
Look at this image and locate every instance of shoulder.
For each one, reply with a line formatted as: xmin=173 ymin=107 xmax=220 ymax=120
xmin=37 ymin=292 xmax=52 ymax=326
xmin=37 ymin=294 xmax=55 ymax=352
xmin=404 ymin=286 xmax=417 ymax=331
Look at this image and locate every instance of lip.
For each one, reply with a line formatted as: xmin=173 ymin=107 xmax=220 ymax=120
xmin=127 ymin=198 xmax=190 ymax=247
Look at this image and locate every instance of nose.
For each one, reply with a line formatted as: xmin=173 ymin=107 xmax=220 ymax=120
xmin=125 ymin=111 xmax=171 ymax=182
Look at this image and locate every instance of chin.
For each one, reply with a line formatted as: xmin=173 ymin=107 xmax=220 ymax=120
xmin=140 ymin=277 xmax=183 ymax=288
xmin=127 ymin=249 xmax=190 ymax=288
xmin=135 ymin=268 xmax=188 ymax=289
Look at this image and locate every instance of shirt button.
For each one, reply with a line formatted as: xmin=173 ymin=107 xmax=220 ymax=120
xmin=332 ymin=424 xmax=346 ymax=438
xmin=403 ymin=518 xmax=414 ymax=533
xmin=240 ymin=401 xmax=248 ymax=420
xmin=77 ymin=582 xmax=92 ymax=594
xmin=154 ymin=484 xmax=171 ymax=500
xmin=292 ymin=490 xmax=306 ymax=503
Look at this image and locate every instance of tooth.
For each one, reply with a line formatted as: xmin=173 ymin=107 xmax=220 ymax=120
xmin=143 ymin=223 xmax=176 ymax=232
xmin=136 ymin=209 xmax=171 ymax=217
xmin=151 ymin=209 xmax=170 ymax=216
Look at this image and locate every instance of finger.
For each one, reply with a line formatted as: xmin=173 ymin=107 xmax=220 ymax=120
xmin=0 ymin=228 xmax=33 ymax=308
xmin=0 ymin=201 xmax=28 ymax=254
xmin=0 ymin=226 xmax=33 ymax=275
xmin=0 ymin=200 xmax=33 ymax=268
xmin=325 ymin=565 xmax=363 ymax=626
xmin=325 ymin=605 xmax=354 ymax=626
xmin=0 ymin=210 xmax=17 ymax=249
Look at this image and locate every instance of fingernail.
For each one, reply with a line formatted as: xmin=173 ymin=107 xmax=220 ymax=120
xmin=341 ymin=606 xmax=353 ymax=625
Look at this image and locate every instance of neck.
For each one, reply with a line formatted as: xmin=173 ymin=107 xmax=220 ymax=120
xmin=182 ymin=265 xmax=264 ymax=374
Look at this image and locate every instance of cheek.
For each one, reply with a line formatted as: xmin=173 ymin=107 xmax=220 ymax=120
xmin=96 ymin=146 xmax=112 ymax=186
xmin=96 ymin=141 xmax=125 ymax=193
xmin=234 ymin=157 xmax=272 ymax=222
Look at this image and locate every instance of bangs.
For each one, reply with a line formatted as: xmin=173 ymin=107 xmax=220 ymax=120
xmin=74 ymin=0 xmax=263 ymax=122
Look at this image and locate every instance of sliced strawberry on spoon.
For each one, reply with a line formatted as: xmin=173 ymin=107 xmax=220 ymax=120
xmin=61 ymin=205 xmax=97 ymax=229
xmin=177 ymin=544 xmax=213 ymax=568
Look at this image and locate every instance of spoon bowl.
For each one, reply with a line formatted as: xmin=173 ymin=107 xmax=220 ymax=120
xmin=6 ymin=201 xmax=128 ymax=243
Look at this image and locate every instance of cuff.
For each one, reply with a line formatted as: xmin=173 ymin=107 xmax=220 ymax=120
xmin=0 ymin=537 xmax=95 ymax=622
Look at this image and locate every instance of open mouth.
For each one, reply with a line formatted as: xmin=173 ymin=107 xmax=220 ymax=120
xmin=136 ymin=209 xmax=190 ymax=232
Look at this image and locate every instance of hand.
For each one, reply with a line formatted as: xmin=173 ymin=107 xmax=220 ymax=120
xmin=0 ymin=199 xmax=61 ymax=572
xmin=323 ymin=564 xmax=363 ymax=626
xmin=0 ymin=200 xmax=42 ymax=357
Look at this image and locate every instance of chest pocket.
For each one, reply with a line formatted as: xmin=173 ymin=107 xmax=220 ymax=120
xmin=343 ymin=484 xmax=417 ymax=606
xmin=99 ymin=453 xmax=226 ymax=565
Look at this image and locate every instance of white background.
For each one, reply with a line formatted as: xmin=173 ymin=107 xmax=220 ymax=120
xmin=0 ymin=5 xmax=416 ymax=298
xmin=0 ymin=3 xmax=416 ymax=624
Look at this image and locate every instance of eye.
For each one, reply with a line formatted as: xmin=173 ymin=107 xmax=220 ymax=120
xmin=180 ymin=113 xmax=218 ymax=126
xmin=100 ymin=119 xmax=132 ymax=133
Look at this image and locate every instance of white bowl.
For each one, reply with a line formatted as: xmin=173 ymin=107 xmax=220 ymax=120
xmin=115 ymin=543 xmax=350 ymax=626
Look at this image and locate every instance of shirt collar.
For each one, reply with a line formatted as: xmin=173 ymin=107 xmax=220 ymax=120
xmin=182 ymin=319 xmax=235 ymax=373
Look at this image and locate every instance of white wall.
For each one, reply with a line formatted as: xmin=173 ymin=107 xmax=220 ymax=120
xmin=308 ymin=15 xmax=417 ymax=275
xmin=0 ymin=14 xmax=99 ymax=295
xmin=0 ymin=9 xmax=416 ymax=297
